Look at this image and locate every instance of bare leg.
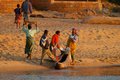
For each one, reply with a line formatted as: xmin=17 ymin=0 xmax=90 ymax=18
xmin=26 ymin=54 xmax=31 ymax=60
xmin=16 ymin=23 xmax=19 ymax=29
xmin=26 ymin=54 xmax=29 ymax=59
xmin=29 ymin=54 xmax=31 ymax=60
xmin=18 ymin=22 xmax=20 ymax=29
xmin=70 ymin=53 xmax=75 ymax=65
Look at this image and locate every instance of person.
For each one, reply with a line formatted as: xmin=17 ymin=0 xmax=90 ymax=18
xmin=50 ymin=31 xmax=63 ymax=61
xmin=21 ymin=0 xmax=32 ymax=22
xmin=39 ymin=30 xmax=59 ymax=64
xmin=40 ymin=30 xmax=49 ymax=64
xmin=22 ymin=21 xmax=39 ymax=60
xmin=66 ymin=28 xmax=78 ymax=65
xmin=14 ymin=4 xmax=22 ymax=29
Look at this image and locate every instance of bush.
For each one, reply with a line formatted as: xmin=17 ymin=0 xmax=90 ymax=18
xmin=108 ymin=0 xmax=120 ymax=5
xmin=112 ymin=7 xmax=120 ymax=12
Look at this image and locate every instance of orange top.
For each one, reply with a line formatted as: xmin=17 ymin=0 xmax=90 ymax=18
xmin=51 ymin=34 xmax=59 ymax=48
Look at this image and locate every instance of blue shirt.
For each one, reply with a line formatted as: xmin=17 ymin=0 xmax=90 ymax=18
xmin=14 ymin=8 xmax=21 ymax=14
xmin=21 ymin=1 xmax=32 ymax=13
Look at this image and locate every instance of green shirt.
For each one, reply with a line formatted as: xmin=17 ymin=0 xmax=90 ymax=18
xmin=22 ymin=25 xmax=40 ymax=37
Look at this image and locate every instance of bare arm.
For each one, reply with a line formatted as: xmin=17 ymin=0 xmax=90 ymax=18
xmin=29 ymin=2 xmax=32 ymax=13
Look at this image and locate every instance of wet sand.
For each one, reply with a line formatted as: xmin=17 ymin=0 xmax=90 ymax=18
xmin=1 ymin=61 xmax=120 ymax=76
xmin=0 ymin=74 xmax=120 ymax=80
xmin=0 ymin=64 xmax=120 ymax=80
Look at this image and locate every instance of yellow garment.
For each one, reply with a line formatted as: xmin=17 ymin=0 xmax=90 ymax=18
xmin=69 ymin=42 xmax=76 ymax=54
xmin=67 ymin=38 xmax=76 ymax=54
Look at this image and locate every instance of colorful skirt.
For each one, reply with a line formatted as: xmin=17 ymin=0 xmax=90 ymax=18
xmin=15 ymin=14 xmax=22 ymax=23
xmin=25 ymin=36 xmax=34 ymax=54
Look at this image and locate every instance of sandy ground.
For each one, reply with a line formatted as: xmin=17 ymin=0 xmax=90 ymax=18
xmin=0 ymin=14 xmax=120 ymax=75
xmin=82 ymin=16 xmax=120 ymax=25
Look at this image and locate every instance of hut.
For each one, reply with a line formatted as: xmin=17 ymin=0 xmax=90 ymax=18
xmin=0 ymin=0 xmax=102 ymax=13
xmin=31 ymin=0 xmax=102 ymax=12
xmin=0 ymin=0 xmax=23 ymax=13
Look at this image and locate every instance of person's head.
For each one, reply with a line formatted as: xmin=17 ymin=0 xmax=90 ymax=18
xmin=25 ymin=0 xmax=29 ymax=2
xmin=56 ymin=31 xmax=60 ymax=36
xmin=28 ymin=24 xmax=32 ymax=30
xmin=17 ymin=4 xmax=20 ymax=8
xmin=44 ymin=30 xmax=48 ymax=36
xmin=72 ymin=28 xmax=77 ymax=35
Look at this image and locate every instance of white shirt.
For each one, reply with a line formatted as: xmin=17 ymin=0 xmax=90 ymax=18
xmin=22 ymin=25 xmax=40 ymax=37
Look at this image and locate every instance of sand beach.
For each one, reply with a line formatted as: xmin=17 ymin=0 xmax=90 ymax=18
xmin=0 ymin=13 xmax=120 ymax=79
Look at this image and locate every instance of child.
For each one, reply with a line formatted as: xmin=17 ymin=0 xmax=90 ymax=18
xmin=66 ymin=28 xmax=78 ymax=65
xmin=14 ymin=4 xmax=22 ymax=29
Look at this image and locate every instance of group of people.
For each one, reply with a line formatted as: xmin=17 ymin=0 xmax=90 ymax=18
xmin=22 ymin=22 xmax=78 ymax=65
xmin=14 ymin=0 xmax=32 ymax=28
xmin=14 ymin=0 xmax=79 ymax=65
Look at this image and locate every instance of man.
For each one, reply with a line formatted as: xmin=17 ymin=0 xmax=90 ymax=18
xmin=50 ymin=31 xmax=61 ymax=57
xmin=22 ymin=22 xmax=39 ymax=59
xmin=21 ymin=0 xmax=32 ymax=22
xmin=66 ymin=28 xmax=78 ymax=65
xmin=39 ymin=30 xmax=55 ymax=64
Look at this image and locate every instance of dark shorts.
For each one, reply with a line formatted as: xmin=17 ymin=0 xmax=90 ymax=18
xmin=23 ymin=13 xmax=29 ymax=21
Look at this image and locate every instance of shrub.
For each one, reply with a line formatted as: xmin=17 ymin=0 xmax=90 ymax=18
xmin=108 ymin=0 xmax=120 ymax=5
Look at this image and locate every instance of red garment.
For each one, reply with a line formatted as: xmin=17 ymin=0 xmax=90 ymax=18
xmin=51 ymin=34 xmax=59 ymax=48
xmin=15 ymin=14 xmax=22 ymax=24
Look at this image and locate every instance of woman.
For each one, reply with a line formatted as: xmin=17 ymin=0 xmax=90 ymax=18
xmin=67 ymin=28 xmax=78 ymax=65
xmin=22 ymin=21 xmax=39 ymax=59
